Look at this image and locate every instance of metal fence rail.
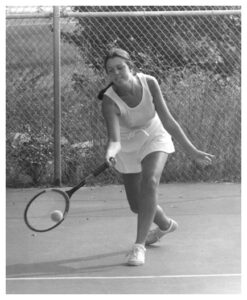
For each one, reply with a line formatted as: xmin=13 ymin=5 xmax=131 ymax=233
xmin=6 ymin=6 xmax=241 ymax=187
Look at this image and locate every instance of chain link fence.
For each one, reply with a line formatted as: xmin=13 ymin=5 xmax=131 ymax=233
xmin=6 ymin=6 xmax=241 ymax=187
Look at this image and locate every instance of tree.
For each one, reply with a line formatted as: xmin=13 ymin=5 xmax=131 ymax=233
xmin=61 ymin=6 xmax=241 ymax=81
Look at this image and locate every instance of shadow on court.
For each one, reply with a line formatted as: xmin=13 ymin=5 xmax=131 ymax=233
xmin=6 ymin=250 xmax=128 ymax=278
xmin=6 ymin=183 xmax=241 ymax=294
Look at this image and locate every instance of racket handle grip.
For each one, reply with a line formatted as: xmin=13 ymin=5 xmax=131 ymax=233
xmin=93 ymin=162 xmax=109 ymax=177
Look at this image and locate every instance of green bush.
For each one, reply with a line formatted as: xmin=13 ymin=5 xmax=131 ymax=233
xmin=6 ymin=127 xmax=54 ymax=186
xmin=160 ymin=67 xmax=241 ymax=182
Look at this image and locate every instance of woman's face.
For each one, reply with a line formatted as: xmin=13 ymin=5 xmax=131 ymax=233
xmin=105 ymin=57 xmax=132 ymax=86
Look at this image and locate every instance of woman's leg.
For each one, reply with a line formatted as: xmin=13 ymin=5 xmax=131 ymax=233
xmin=122 ymin=173 xmax=142 ymax=214
xmin=122 ymin=157 xmax=171 ymax=232
xmin=135 ymin=151 xmax=168 ymax=245
xmin=153 ymin=205 xmax=172 ymax=231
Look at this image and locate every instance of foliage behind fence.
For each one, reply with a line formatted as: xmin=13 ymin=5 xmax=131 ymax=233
xmin=6 ymin=6 xmax=241 ymax=187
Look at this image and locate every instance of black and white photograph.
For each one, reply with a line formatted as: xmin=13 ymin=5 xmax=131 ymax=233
xmin=4 ymin=0 xmax=244 ymax=295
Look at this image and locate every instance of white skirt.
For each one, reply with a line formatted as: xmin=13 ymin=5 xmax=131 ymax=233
xmin=115 ymin=114 xmax=175 ymax=173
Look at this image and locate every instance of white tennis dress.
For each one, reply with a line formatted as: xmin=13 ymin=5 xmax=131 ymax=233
xmin=104 ymin=73 xmax=175 ymax=173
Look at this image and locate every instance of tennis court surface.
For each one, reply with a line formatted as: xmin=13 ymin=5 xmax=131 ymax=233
xmin=6 ymin=182 xmax=241 ymax=294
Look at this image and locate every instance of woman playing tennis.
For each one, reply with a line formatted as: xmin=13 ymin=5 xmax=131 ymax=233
xmin=98 ymin=48 xmax=214 ymax=266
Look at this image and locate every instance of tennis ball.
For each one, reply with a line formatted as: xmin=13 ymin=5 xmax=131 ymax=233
xmin=51 ymin=210 xmax=63 ymax=222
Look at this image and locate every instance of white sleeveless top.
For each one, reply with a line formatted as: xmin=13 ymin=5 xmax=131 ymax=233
xmin=104 ymin=73 xmax=175 ymax=153
xmin=105 ymin=73 xmax=155 ymax=131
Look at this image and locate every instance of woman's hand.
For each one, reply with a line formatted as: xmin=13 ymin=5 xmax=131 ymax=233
xmin=105 ymin=141 xmax=121 ymax=167
xmin=191 ymin=149 xmax=215 ymax=166
xmin=106 ymin=157 xmax=116 ymax=168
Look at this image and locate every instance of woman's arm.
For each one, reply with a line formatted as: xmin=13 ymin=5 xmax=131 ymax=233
xmin=101 ymin=96 xmax=121 ymax=165
xmin=147 ymin=75 xmax=214 ymax=164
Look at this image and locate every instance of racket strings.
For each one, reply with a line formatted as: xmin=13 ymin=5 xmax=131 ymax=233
xmin=25 ymin=190 xmax=68 ymax=232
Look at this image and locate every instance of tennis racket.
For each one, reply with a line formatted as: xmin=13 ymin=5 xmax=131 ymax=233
xmin=24 ymin=160 xmax=111 ymax=233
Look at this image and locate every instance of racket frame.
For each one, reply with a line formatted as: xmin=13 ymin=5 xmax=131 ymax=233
xmin=24 ymin=161 xmax=110 ymax=232
xmin=24 ymin=188 xmax=70 ymax=233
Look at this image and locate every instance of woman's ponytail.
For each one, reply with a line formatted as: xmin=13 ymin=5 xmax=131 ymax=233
xmin=97 ymin=82 xmax=113 ymax=100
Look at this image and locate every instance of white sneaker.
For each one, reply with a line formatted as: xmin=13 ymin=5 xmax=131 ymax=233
xmin=145 ymin=219 xmax=178 ymax=246
xmin=126 ymin=244 xmax=146 ymax=266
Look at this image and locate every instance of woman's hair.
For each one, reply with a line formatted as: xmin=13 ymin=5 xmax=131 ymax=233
xmin=97 ymin=48 xmax=134 ymax=100
xmin=97 ymin=82 xmax=113 ymax=100
xmin=103 ymin=48 xmax=134 ymax=71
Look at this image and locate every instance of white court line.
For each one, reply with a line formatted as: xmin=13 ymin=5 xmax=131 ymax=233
xmin=6 ymin=273 xmax=241 ymax=281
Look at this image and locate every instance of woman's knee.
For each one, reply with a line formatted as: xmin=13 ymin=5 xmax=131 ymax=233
xmin=141 ymin=174 xmax=159 ymax=192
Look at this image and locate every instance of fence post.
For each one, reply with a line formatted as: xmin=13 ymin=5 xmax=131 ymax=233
xmin=53 ymin=6 xmax=61 ymax=186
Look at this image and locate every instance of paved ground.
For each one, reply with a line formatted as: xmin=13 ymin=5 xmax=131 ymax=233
xmin=6 ymin=182 xmax=241 ymax=294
